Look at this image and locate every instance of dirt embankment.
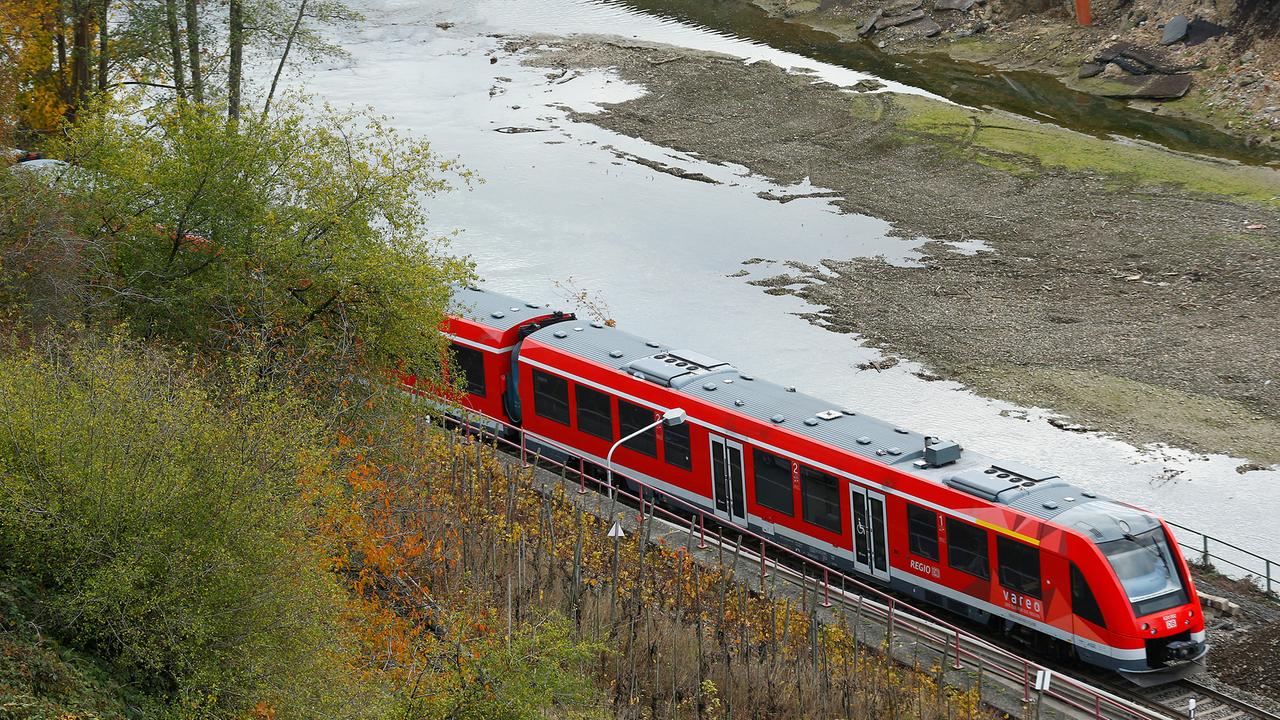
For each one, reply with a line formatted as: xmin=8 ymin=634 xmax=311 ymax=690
xmin=1192 ymin=567 xmax=1280 ymax=704
xmin=518 ymin=37 xmax=1280 ymax=467
xmin=746 ymin=0 xmax=1280 ymax=148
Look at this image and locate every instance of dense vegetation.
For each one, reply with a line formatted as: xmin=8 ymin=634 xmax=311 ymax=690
xmin=0 ymin=91 xmax=606 ymax=714
xmin=0 ymin=0 xmax=601 ymax=713
xmin=0 ymin=2 xmax=1000 ymax=718
xmin=0 ymin=335 xmax=373 ymax=718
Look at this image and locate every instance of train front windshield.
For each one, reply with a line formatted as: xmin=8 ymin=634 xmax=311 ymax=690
xmin=1100 ymin=528 xmax=1188 ymax=617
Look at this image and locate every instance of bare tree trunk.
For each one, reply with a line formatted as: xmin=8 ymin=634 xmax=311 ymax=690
xmin=55 ymin=31 xmax=69 ymax=110
xmin=262 ymin=0 xmax=307 ymax=118
xmin=184 ymin=0 xmax=203 ymax=104
xmin=71 ymin=0 xmax=91 ymax=110
xmin=166 ymin=0 xmax=186 ymax=99
xmin=97 ymin=0 xmax=109 ymax=92
xmin=227 ymin=0 xmax=243 ymax=122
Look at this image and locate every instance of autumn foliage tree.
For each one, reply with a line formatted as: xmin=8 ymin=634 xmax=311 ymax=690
xmin=0 ymin=0 xmax=71 ymax=135
xmin=0 ymin=90 xmax=490 ymax=718
xmin=14 ymin=98 xmax=473 ymax=388
xmin=1 ymin=0 xmax=356 ymax=136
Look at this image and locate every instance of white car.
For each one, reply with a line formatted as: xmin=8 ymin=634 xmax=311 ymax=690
xmin=8 ymin=152 xmax=88 ymax=192
xmin=10 ymin=158 xmax=70 ymax=173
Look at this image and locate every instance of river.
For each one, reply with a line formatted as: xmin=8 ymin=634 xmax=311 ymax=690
xmin=289 ymin=0 xmax=1279 ymax=568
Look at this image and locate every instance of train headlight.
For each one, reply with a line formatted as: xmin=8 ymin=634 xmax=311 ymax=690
xmin=1141 ymin=622 xmax=1150 ymax=631
xmin=1188 ymin=609 xmax=1195 ymax=617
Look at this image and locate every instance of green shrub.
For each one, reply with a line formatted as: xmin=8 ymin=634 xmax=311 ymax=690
xmin=0 ymin=333 xmax=383 ymax=719
xmin=413 ymin=614 xmax=607 ymax=720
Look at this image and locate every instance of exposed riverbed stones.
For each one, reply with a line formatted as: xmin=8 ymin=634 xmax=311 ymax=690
xmin=1075 ymin=42 xmax=1195 ymax=99
xmin=1100 ymin=73 xmax=1193 ymax=99
xmin=1192 ymin=569 xmax=1280 ymax=706
xmin=518 ymin=36 xmax=1280 ymax=465
xmin=1077 ymin=61 xmax=1104 ymax=78
xmin=1094 ymin=42 xmax=1184 ymax=74
xmin=608 ymin=147 xmax=720 ymax=184
xmin=1160 ymin=14 xmax=1189 ymax=45
xmin=874 ymin=8 xmax=925 ymax=30
xmin=743 ymin=0 xmax=1278 ymax=147
xmin=856 ymin=0 xmax=962 ymax=39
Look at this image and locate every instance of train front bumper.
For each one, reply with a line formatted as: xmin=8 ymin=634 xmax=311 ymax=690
xmin=1116 ymin=639 xmax=1209 ymax=687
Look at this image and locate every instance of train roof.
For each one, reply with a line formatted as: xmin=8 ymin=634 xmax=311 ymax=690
xmin=528 ymin=319 xmax=949 ymax=464
xmin=523 ymin=317 xmax=1153 ymax=544
xmin=450 ymin=284 xmax=557 ymax=334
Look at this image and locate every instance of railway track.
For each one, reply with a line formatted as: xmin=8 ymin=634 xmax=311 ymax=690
xmin=682 ymin=515 xmax=1280 ymax=720
xmin=453 ymin=419 xmax=1277 ymax=720
xmin=665 ymin=512 xmax=1154 ymax=720
xmin=1128 ymin=679 xmax=1280 ymax=720
xmin=720 ymin=522 xmax=1280 ymax=720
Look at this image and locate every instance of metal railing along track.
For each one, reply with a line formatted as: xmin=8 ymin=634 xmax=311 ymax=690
xmin=439 ymin=409 xmax=1263 ymax=720
xmin=1167 ymin=521 xmax=1279 ymax=597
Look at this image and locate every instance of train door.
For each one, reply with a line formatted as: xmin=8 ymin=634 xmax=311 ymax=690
xmin=709 ymin=435 xmax=746 ymax=524
xmin=850 ymin=485 xmax=890 ymax=581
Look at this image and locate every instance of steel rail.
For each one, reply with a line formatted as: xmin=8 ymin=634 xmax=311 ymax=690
xmin=1091 ymin=675 xmax=1280 ymax=720
xmin=1179 ymin=679 xmax=1280 ymax=720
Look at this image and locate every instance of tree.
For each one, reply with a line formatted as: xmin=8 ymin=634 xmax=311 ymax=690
xmin=0 ymin=160 xmax=101 ymax=322
xmin=228 ymin=0 xmax=242 ymax=120
xmin=97 ymin=0 xmax=108 ymax=91
xmin=36 ymin=98 xmax=472 ymax=387
xmin=166 ymin=0 xmax=186 ymax=99
xmin=0 ymin=17 xmax=17 ymax=142
xmin=0 ymin=0 xmax=100 ymax=125
xmin=226 ymin=0 xmax=356 ymax=120
xmin=2 ymin=0 xmax=357 ymax=135
xmin=67 ymin=0 xmax=93 ymax=113
xmin=185 ymin=0 xmax=203 ymax=102
xmin=263 ymin=0 xmax=308 ymax=117
xmin=0 ymin=0 xmax=70 ymax=134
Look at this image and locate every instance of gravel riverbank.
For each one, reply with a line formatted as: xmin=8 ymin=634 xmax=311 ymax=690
xmin=741 ymin=0 xmax=1280 ymax=151
xmin=514 ymin=35 xmax=1280 ymax=466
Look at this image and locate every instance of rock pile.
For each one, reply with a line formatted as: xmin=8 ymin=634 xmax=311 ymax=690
xmin=857 ymin=0 xmax=986 ymax=41
xmin=1200 ymin=592 xmax=1244 ymax=617
xmin=1076 ymin=41 xmax=1194 ymax=99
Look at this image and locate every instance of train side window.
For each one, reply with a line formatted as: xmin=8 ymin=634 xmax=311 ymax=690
xmin=532 ymin=370 xmax=570 ymax=425
xmin=752 ymin=449 xmax=793 ymax=516
xmin=618 ymin=400 xmax=657 ymax=457
xmin=907 ymin=504 xmax=939 ymax=561
xmin=574 ymin=385 xmax=614 ymax=441
xmin=800 ymin=466 xmax=841 ymax=533
xmin=1071 ymin=562 xmax=1105 ymax=627
xmin=450 ymin=343 xmax=486 ymax=397
xmin=946 ymin=518 xmax=990 ymax=580
xmin=663 ymin=420 xmax=692 ymax=470
xmin=996 ymin=536 xmax=1042 ymax=599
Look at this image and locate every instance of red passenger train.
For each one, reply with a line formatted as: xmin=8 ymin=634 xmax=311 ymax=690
xmin=432 ymin=285 xmax=1207 ymax=684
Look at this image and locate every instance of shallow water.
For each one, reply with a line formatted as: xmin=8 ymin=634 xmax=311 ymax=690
xmin=291 ymin=0 xmax=1280 ymax=567
xmin=623 ymin=0 xmax=1280 ymax=167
